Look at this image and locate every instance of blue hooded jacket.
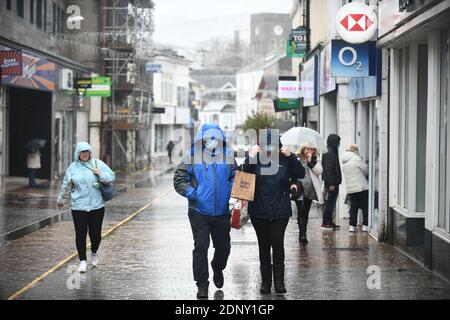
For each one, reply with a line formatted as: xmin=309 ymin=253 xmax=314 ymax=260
xmin=57 ymin=142 xmax=116 ymax=212
xmin=173 ymin=124 xmax=237 ymax=216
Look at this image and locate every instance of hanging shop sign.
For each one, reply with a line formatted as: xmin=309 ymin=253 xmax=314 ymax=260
xmin=336 ymin=2 xmax=377 ymax=44
xmin=0 ymin=49 xmax=55 ymax=91
xmin=0 ymin=50 xmax=23 ymax=76
xmin=331 ymin=40 xmax=377 ymax=78
xmin=77 ymin=76 xmax=111 ymax=97
xmin=274 ymin=98 xmax=301 ymax=112
xmin=300 ymin=55 xmax=318 ymax=106
xmin=278 ymin=76 xmax=300 ymax=99
xmin=286 ymin=27 xmax=309 ymax=58
xmin=319 ymin=43 xmax=336 ymax=95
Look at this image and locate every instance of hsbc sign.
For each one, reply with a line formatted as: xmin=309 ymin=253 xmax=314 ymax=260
xmin=336 ymin=2 xmax=377 ymax=44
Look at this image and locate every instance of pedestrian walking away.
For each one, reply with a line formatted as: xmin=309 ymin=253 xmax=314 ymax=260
xmin=341 ymin=144 xmax=369 ymax=232
xmin=173 ymin=124 xmax=237 ymax=299
xmin=167 ymin=140 xmax=175 ymax=164
xmin=242 ymin=129 xmax=305 ymax=294
xmin=321 ymin=134 xmax=342 ymax=231
xmin=57 ymin=142 xmax=116 ymax=273
xmin=291 ymin=141 xmax=323 ymax=244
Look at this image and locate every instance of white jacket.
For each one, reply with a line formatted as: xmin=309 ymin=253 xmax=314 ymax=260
xmin=341 ymin=151 xmax=368 ymax=194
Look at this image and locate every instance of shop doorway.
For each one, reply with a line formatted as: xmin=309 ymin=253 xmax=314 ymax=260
xmin=8 ymin=87 xmax=52 ymax=180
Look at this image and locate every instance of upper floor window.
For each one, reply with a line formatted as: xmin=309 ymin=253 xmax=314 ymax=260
xmin=7 ymin=0 xmax=12 ymax=10
xmin=17 ymin=0 xmax=24 ymax=18
xmin=30 ymin=0 xmax=34 ymax=24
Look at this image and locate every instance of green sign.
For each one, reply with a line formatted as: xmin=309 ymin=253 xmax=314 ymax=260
xmin=274 ymin=98 xmax=301 ymax=112
xmin=78 ymin=76 xmax=111 ymax=97
xmin=286 ymin=40 xmax=306 ymax=59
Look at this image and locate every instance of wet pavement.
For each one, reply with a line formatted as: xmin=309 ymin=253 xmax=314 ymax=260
xmin=1 ymin=171 xmax=450 ymax=300
xmin=0 ymin=165 xmax=175 ymax=243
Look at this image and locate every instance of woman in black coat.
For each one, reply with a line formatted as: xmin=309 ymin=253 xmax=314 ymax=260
xmin=242 ymin=129 xmax=304 ymax=294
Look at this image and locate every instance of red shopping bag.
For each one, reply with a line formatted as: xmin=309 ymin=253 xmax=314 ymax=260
xmin=230 ymin=200 xmax=249 ymax=230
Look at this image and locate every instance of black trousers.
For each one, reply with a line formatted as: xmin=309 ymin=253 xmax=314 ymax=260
xmin=349 ymin=190 xmax=369 ymax=227
xmin=251 ymin=216 xmax=289 ymax=267
xmin=188 ymin=210 xmax=231 ymax=289
xmin=295 ymin=197 xmax=313 ymax=236
xmin=323 ymin=186 xmax=339 ymax=225
xmin=72 ymin=208 xmax=105 ymax=261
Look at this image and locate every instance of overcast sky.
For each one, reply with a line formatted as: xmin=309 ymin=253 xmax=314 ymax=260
xmin=153 ymin=0 xmax=293 ymax=48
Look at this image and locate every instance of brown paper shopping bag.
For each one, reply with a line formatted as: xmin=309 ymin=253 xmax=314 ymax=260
xmin=231 ymin=171 xmax=256 ymax=201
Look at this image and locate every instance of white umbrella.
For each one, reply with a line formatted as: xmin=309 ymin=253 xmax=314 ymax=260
xmin=281 ymin=127 xmax=327 ymax=153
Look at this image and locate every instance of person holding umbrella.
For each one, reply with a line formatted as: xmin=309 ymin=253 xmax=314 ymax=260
xmin=24 ymin=139 xmax=46 ymax=188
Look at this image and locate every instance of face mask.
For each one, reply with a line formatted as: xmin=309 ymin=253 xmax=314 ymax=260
xmin=204 ymin=139 xmax=218 ymax=150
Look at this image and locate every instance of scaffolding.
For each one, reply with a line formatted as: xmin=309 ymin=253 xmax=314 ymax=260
xmin=100 ymin=0 xmax=154 ymax=171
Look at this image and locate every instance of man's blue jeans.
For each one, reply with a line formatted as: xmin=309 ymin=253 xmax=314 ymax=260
xmin=28 ymin=169 xmax=37 ymax=187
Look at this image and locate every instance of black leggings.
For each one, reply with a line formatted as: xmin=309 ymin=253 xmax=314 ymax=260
xmin=251 ymin=216 xmax=289 ymax=267
xmin=72 ymin=208 xmax=105 ymax=261
xmin=295 ymin=197 xmax=313 ymax=236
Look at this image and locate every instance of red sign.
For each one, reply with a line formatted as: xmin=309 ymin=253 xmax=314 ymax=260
xmin=340 ymin=14 xmax=374 ymax=32
xmin=0 ymin=50 xmax=23 ymax=75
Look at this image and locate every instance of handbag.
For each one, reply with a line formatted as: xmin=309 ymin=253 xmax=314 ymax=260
xmin=230 ymin=199 xmax=249 ymax=229
xmin=95 ymin=160 xmax=115 ymax=201
xmin=290 ymin=180 xmax=304 ymax=201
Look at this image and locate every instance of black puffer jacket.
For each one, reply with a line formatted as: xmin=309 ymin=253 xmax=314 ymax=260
xmin=242 ymin=131 xmax=305 ymax=220
xmin=322 ymin=134 xmax=342 ymax=187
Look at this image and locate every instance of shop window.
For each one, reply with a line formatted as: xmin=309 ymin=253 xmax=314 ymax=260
xmin=438 ymin=29 xmax=450 ymax=232
xmin=397 ymin=47 xmax=410 ymax=209
xmin=416 ymin=44 xmax=428 ymax=212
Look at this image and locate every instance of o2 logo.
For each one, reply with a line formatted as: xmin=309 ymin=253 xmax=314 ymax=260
xmin=331 ymin=40 xmax=374 ymax=77
xmin=338 ymin=46 xmax=363 ymax=71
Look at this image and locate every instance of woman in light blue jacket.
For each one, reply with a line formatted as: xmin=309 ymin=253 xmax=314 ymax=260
xmin=57 ymin=142 xmax=115 ymax=273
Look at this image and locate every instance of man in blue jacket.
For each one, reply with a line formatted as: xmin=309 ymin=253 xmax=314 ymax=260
xmin=173 ymin=124 xmax=237 ymax=299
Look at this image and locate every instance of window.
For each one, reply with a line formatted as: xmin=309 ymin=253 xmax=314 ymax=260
xmin=43 ymin=0 xmax=47 ymax=31
xmin=416 ymin=44 xmax=428 ymax=212
xmin=59 ymin=7 xmax=65 ymax=33
xmin=17 ymin=0 xmax=24 ymax=18
xmin=177 ymin=87 xmax=189 ymax=108
xmin=30 ymin=0 xmax=34 ymax=23
xmin=52 ymin=2 xmax=56 ymax=33
xmin=36 ymin=0 xmax=42 ymax=28
xmin=438 ymin=29 xmax=450 ymax=231
xmin=397 ymin=47 xmax=410 ymax=209
xmin=7 ymin=0 xmax=12 ymax=10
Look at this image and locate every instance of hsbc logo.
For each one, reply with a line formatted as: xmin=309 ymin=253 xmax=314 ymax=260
xmin=340 ymin=14 xmax=374 ymax=32
xmin=336 ymin=3 xmax=377 ymax=44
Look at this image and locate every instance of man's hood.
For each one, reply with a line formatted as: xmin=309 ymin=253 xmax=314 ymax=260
xmin=74 ymin=142 xmax=93 ymax=162
xmin=191 ymin=124 xmax=228 ymax=156
xmin=327 ymin=134 xmax=341 ymax=150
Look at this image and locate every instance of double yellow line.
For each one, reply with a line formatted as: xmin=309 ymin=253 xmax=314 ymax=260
xmin=7 ymin=188 xmax=172 ymax=300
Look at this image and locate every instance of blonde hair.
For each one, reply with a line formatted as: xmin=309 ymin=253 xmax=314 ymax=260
xmin=295 ymin=141 xmax=320 ymax=160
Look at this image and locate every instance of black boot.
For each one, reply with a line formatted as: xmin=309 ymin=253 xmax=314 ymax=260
xmin=298 ymin=214 xmax=309 ymax=244
xmin=273 ymin=264 xmax=286 ymax=294
xmin=260 ymin=265 xmax=272 ymax=294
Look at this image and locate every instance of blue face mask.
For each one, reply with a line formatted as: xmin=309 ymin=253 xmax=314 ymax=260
xmin=204 ymin=139 xmax=218 ymax=150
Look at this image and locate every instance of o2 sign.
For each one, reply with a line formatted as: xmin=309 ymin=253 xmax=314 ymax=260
xmin=338 ymin=46 xmax=362 ymax=71
xmin=331 ymin=40 xmax=376 ymax=77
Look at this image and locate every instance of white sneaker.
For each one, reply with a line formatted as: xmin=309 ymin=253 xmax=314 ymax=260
xmin=349 ymin=226 xmax=356 ymax=232
xmin=362 ymin=225 xmax=369 ymax=232
xmin=78 ymin=260 xmax=87 ymax=273
xmin=91 ymin=252 xmax=99 ymax=267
